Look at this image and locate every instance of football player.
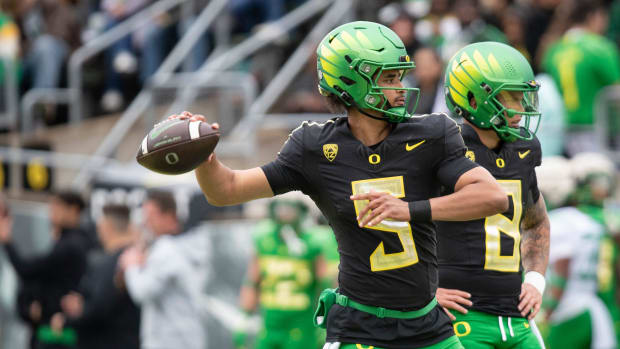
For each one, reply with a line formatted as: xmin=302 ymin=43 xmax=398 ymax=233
xmin=544 ymin=153 xmax=620 ymax=349
xmin=235 ymin=194 xmax=326 ymax=349
xmin=171 ymin=21 xmax=508 ymax=349
xmin=436 ymin=41 xmax=550 ymax=348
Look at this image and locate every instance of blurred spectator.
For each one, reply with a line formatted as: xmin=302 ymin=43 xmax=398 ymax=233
xmin=14 ymin=0 xmax=80 ymax=122
xmin=608 ymin=0 xmax=620 ymax=48
xmin=99 ymin=0 xmax=150 ymax=113
xmin=534 ymin=73 xmax=566 ymax=157
xmin=229 ymin=0 xmax=304 ymax=35
xmin=229 ymin=0 xmax=306 ymax=90
xmin=379 ymin=3 xmax=420 ymax=55
xmin=140 ymin=0 xmax=210 ymax=85
xmin=51 ymin=204 xmax=140 ymax=349
xmin=409 ymin=47 xmax=447 ymax=115
xmin=0 ymin=2 xmax=21 ymax=109
xmin=0 ymin=191 xmax=89 ymax=349
xmin=501 ymin=5 xmax=530 ymax=63
xmin=119 ymin=190 xmax=210 ymax=349
xmin=542 ymin=0 xmax=620 ymax=157
xmin=541 ymin=153 xmax=620 ymax=348
xmin=233 ymin=194 xmax=327 ymax=349
xmin=440 ymin=0 xmax=507 ymax=62
xmin=412 ymin=0 xmax=460 ymax=54
xmin=523 ymin=0 xmax=563 ymax=69
xmin=478 ymin=0 xmax=510 ymax=30
xmin=277 ymin=53 xmax=328 ymax=113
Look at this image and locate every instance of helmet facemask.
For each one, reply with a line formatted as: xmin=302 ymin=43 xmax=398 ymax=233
xmin=444 ymin=42 xmax=542 ymax=143
xmin=354 ymin=60 xmax=420 ymax=123
xmin=485 ymin=81 xmax=541 ymax=142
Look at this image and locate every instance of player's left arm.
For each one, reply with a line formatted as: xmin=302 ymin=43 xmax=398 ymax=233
xmin=352 ymin=167 xmax=507 ymax=227
xmin=352 ymin=116 xmax=508 ymax=227
xmin=518 ymin=194 xmax=550 ymax=319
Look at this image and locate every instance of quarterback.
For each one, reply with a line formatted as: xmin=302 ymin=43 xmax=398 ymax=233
xmin=171 ymin=22 xmax=507 ymax=348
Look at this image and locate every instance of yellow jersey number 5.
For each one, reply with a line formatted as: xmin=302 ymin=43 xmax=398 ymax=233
xmin=351 ymin=176 xmax=419 ymax=272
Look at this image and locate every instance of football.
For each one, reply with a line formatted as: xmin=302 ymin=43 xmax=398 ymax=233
xmin=136 ymin=119 xmax=220 ymax=175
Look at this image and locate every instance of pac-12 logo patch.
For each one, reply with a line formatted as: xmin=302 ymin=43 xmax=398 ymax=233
xmin=323 ymin=144 xmax=338 ymax=162
xmin=465 ymin=150 xmax=475 ymax=162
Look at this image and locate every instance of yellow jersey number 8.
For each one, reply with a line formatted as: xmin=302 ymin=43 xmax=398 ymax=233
xmin=351 ymin=176 xmax=419 ymax=272
xmin=484 ymin=180 xmax=522 ymax=272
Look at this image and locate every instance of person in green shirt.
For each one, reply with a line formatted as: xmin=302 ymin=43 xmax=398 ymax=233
xmin=0 ymin=9 xmax=20 ymax=108
xmin=542 ymin=0 xmax=620 ymax=156
xmin=235 ymin=194 xmax=327 ymax=349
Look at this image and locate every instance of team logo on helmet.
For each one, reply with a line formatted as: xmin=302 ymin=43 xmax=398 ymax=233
xmin=323 ymin=144 xmax=338 ymax=162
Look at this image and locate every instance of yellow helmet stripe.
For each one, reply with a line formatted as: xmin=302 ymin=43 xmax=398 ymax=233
xmin=449 ymin=72 xmax=468 ymax=97
xmin=355 ymin=30 xmax=374 ymax=48
xmin=339 ymin=31 xmax=360 ymax=51
xmin=473 ymin=50 xmax=493 ymax=77
xmin=487 ymin=53 xmax=503 ymax=75
xmin=449 ymin=87 xmax=468 ymax=107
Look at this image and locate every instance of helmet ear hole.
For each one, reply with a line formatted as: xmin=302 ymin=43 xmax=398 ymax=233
xmin=339 ymin=76 xmax=356 ymax=85
xmin=467 ymin=91 xmax=477 ymax=110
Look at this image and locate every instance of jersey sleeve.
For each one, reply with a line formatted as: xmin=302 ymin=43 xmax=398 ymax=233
xmin=435 ymin=115 xmax=479 ymax=190
xmin=595 ymin=40 xmax=620 ymax=85
xmin=261 ymin=125 xmax=312 ymax=195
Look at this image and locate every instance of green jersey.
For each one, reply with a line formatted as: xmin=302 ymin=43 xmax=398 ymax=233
xmin=253 ymin=220 xmax=322 ymax=328
xmin=0 ymin=13 xmax=19 ymax=82
xmin=307 ymin=224 xmax=339 ymax=283
xmin=543 ymin=30 xmax=620 ymax=127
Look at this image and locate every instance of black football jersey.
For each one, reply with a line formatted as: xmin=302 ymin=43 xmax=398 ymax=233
xmin=262 ymin=114 xmax=478 ymax=348
xmin=437 ymin=123 xmax=542 ymax=318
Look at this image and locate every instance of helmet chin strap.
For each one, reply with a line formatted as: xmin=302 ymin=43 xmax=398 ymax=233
xmin=350 ymin=99 xmax=396 ymax=123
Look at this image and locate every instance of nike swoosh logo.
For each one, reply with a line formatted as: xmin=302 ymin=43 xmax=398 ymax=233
xmin=518 ymin=150 xmax=531 ymax=159
xmin=150 ymin=120 xmax=184 ymax=140
xmin=406 ymin=140 xmax=426 ymax=151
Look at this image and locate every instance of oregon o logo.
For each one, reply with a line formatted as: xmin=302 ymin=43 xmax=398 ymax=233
xmin=165 ymin=152 xmax=180 ymax=165
xmin=496 ymin=158 xmax=505 ymax=168
xmin=368 ymin=154 xmax=381 ymax=165
xmin=454 ymin=321 xmax=471 ymax=337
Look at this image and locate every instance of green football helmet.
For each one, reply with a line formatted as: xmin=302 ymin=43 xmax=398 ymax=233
xmin=316 ymin=21 xmax=419 ymax=123
xmin=444 ymin=41 xmax=541 ymax=142
xmin=570 ymin=152 xmax=616 ymax=208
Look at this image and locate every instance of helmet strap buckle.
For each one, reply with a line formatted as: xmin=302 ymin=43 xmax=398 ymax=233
xmin=481 ymin=82 xmax=493 ymax=94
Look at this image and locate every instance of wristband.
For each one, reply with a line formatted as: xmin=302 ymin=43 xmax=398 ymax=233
xmin=408 ymin=200 xmax=432 ymax=222
xmin=524 ymin=271 xmax=546 ymax=295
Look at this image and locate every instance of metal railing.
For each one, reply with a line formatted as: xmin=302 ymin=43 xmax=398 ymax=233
xmin=228 ymin=0 xmax=353 ymax=143
xmin=594 ymin=84 xmax=620 ymax=165
xmin=19 ymin=0 xmax=190 ymax=132
xmin=21 ymin=89 xmax=71 ymax=131
xmin=73 ymin=0 xmax=337 ymax=189
xmin=146 ymin=71 xmax=258 ymax=127
xmin=160 ymin=0 xmax=336 ymax=118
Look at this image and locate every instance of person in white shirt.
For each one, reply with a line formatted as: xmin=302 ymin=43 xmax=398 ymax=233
xmin=119 ymin=190 xmax=210 ymax=349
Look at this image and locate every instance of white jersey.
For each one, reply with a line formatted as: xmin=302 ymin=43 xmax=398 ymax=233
xmin=549 ymin=206 xmax=605 ymax=296
xmin=548 ymin=207 xmax=616 ymax=348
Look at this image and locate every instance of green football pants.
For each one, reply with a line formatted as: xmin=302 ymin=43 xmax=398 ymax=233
xmin=256 ymin=324 xmax=318 ymax=349
xmin=546 ymin=310 xmax=591 ymax=349
xmin=330 ymin=335 xmax=463 ymax=349
xmin=450 ymin=310 xmax=544 ymax=349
